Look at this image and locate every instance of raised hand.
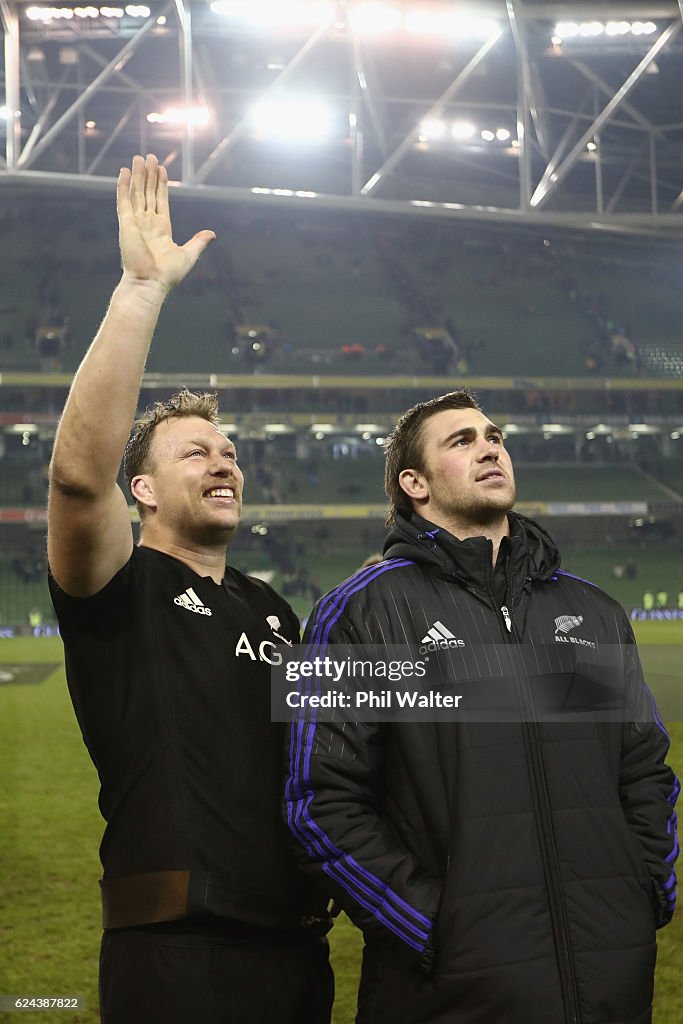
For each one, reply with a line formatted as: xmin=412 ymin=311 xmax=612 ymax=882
xmin=117 ymin=153 xmax=215 ymax=292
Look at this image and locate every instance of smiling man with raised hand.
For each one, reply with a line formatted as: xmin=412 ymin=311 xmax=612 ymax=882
xmin=47 ymin=155 xmax=332 ymax=1024
xmin=286 ymin=390 xmax=679 ymax=1024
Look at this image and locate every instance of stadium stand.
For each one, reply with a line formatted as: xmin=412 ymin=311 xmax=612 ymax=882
xmin=1 ymin=199 xmax=682 ymax=378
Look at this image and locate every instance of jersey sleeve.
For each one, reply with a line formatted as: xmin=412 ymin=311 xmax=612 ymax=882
xmin=48 ymin=556 xmax=133 ymax=639
xmin=619 ymin=625 xmax=679 ymax=928
xmin=284 ymin=599 xmax=440 ymax=971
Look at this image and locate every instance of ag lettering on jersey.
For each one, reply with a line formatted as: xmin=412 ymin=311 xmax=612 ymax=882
xmin=234 ymin=632 xmax=283 ymax=665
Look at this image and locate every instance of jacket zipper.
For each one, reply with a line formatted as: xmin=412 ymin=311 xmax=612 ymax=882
xmin=494 ymin=587 xmax=582 ymax=1024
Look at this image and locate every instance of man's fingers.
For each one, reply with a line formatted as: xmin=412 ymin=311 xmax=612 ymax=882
xmin=156 ymin=163 xmax=170 ymax=221
xmin=116 ymin=167 xmax=132 ymax=219
xmin=129 ymin=154 xmax=146 ymax=215
xmin=144 ymin=153 xmax=158 ymax=213
xmin=182 ymin=230 xmax=217 ymax=267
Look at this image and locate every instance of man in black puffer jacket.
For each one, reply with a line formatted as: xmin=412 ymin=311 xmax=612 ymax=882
xmin=285 ymin=391 xmax=679 ymax=1024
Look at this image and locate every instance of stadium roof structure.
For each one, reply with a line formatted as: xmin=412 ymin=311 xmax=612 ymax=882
xmin=1 ymin=0 xmax=683 ymax=233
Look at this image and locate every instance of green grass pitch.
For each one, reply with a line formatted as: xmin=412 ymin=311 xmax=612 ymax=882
xmin=1 ymin=626 xmax=681 ymax=1024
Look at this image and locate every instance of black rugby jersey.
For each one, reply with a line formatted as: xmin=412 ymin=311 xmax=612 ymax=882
xmin=49 ymin=544 xmax=324 ymax=932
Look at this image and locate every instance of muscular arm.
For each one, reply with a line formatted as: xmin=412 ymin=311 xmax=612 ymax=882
xmin=48 ymin=154 xmax=215 ymax=597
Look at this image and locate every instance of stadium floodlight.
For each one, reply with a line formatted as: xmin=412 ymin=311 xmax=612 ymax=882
xmin=348 ymin=3 xmax=402 ymax=36
xmin=74 ymin=6 xmax=100 ymax=17
xmin=480 ymin=129 xmax=495 ymax=141
xmin=605 ymin=21 xmax=631 ymax=36
xmin=451 ymin=121 xmax=476 ymax=141
xmin=26 ymin=6 xmax=74 ymax=19
xmin=125 ymin=5 xmax=151 ymax=16
xmin=495 ymin=127 xmax=510 ymax=142
xmin=405 ymin=9 xmax=499 ymax=38
xmin=419 ymin=118 xmax=446 ymax=141
xmin=147 ymin=107 xmax=212 ymax=126
xmin=249 ymin=98 xmax=332 ymax=141
xmin=210 ymin=1 xmax=334 ymax=29
xmin=555 ymin=19 xmax=658 ymax=41
xmin=555 ymin=21 xmax=579 ymax=38
xmin=100 ymin=7 xmax=124 ymax=17
xmin=580 ymin=21 xmax=604 ymax=37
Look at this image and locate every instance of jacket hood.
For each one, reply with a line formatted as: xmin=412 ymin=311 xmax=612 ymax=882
xmin=383 ymin=511 xmax=560 ymax=594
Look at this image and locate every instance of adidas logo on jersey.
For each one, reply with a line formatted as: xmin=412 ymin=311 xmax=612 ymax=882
xmin=174 ymin=587 xmax=213 ymax=616
xmin=419 ymin=620 xmax=465 ymax=653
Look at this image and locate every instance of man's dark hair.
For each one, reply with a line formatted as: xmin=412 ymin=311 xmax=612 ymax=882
xmin=383 ymin=390 xmax=481 ymax=525
xmin=123 ymin=389 xmax=220 ymax=518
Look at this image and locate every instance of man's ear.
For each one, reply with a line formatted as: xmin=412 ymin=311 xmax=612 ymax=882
xmin=398 ymin=468 xmax=428 ymax=504
xmin=130 ymin=475 xmax=157 ymax=511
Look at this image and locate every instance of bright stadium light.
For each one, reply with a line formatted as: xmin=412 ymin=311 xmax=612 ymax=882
xmin=210 ymin=1 xmax=334 ymax=28
xmin=418 ymin=118 xmax=447 ymax=141
xmin=451 ymin=121 xmax=476 ymax=140
xmin=147 ymin=107 xmax=212 ymax=126
xmin=26 ymin=6 xmax=74 ymax=19
xmin=605 ymin=20 xmax=630 ymax=36
xmin=250 ymin=98 xmax=332 ymax=140
xmin=405 ymin=9 xmax=499 ymax=39
xmin=480 ymin=129 xmax=495 ymax=141
xmin=555 ymin=19 xmax=658 ymax=41
xmin=580 ymin=21 xmax=604 ymax=36
xmin=349 ymin=3 xmax=402 ymax=35
xmin=495 ymin=127 xmax=510 ymax=141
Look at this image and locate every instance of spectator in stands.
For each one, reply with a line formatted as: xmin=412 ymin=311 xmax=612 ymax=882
xmin=46 ymin=154 xmax=332 ymax=1024
xmin=286 ymin=390 xmax=679 ymax=1024
xmin=27 ymin=606 xmax=42 ymax=628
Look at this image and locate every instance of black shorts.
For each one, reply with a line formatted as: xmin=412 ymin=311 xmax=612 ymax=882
xmin=99 ymin=922 xmax=334 ymax=1024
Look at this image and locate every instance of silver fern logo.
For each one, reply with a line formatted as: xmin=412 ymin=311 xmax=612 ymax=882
xmin=554 ymin=614 xmax=583 ymax=635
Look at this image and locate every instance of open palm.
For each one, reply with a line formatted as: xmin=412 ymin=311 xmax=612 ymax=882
xmin=117 ymin=153 xmax=215 ymax=291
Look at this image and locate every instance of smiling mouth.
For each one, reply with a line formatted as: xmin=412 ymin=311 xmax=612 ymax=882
xmin=476 ymin=471 xmax=505 ymax=482
xmin=204 ymin=487 xmax=236 ymax=501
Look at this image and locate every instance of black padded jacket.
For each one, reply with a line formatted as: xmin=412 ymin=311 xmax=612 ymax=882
xmin=285 ymin=512 xmax=679 ymax=1024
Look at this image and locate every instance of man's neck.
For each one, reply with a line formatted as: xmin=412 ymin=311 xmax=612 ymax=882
xmin=421 ymin=512 xmax=510 ymax=566
xmin=139 ymin=531 xmax=229 ymax=583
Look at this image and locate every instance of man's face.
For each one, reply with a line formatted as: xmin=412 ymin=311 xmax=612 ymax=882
xmin=134 ymin=415 xmax=243 ymax=539
xmin=400 ymin=407 xmax=516 ymax=531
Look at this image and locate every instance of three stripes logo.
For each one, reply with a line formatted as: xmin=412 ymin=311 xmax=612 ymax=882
xmin=419 ymin=620 xmax=465 ymax=653
xmin=174 ymin=587 xmax=213 ymax=616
